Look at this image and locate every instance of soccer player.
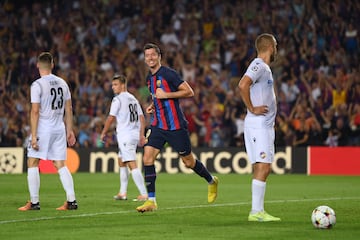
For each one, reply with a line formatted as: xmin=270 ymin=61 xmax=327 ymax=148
xmin=19 ymin=52 xmax=78 ymax=211
xmin=100 ymin=74 xmax=148 ymax=201
xmin=238 ymin=33 xmax=281 ymax=222
xmin=136 ymin=43 xmax=219 ymax=213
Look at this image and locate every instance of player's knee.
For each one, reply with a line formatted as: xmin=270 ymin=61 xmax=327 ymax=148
xmin=143 ymin=155 xmax=155 ymax=165
xmin=181 ymin=155 xmax=195 ymax=168
xmin=183 ymin=161 xmax=193 ymax=168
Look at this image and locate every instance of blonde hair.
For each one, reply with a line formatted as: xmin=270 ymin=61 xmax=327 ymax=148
xmin=112 ymin=74 xmax=127 ymax=84
xmin=255 ymin=33 xmax=276 ymax=53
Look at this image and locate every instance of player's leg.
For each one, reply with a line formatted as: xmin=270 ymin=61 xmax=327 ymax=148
xmin=114 ymin=157 xmax=129 ymax=200
xmin=119 ymin=137 xmax=147 ymax=200
xmin=246 ymin=127 xmax=280 ymax=221
xmin=114 ymin=136 xmax=129 ymax=199
xmin=168 ymin=129 xmax=219 ymax=203
xmin=53 ymin=160 xmax=78 ymax=210
xmin=127 ymin=161 xmax=148 ymax=201
xmin=142 ymin=145 xmax=159 ymax=199
xmin=18 ymin=157 xmax=41 ymax=211
xmin=142 ymin=127 xmax=163 ymax=200
xmin=246 ymin=127 xmax=267 ymax=214
xmin=251 ymin=162 xmax=270 ymax=213
xmin=244 ymin=127 xmax=264 ymax=214
xmin=27 ymin=157 xmax=41 ymax=205
xmin=50 ymin=132 xmax=77 ymax=210
xmin=136 ymin=145 xmax=160 ymax=212
xmin=19 ymin=132 xmax=50 ymax=211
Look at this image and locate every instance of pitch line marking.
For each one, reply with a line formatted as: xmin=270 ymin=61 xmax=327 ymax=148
xmin=1 ymin=196 xmax=359 ymax=225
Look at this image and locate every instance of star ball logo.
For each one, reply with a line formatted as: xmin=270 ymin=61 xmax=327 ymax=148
xmin=0 ymin=152 xmax=18 ymax=173
xmin=0 ymin=148 xmax=24 ymax=174
xmin=251 ymin=65 xmax=259 ymax=72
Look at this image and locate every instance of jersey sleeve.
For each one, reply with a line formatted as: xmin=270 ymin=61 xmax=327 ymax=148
xmin=137 ymin=101 xmax=144 ymax=116
xmin=244 ymin=61 xmax=264 ymax=83
xmin=109 ymin=97 xmax=120 ymax=116
xmin=30 ymin=81 xmax=41 ymax=103
xmin=64 ymin=83 xmax=72 ymax=101
xmin=170 ymin=68 xmax=184 ymax=89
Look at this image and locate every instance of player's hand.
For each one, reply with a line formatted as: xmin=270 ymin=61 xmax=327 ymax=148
xmin=31 ymin=138 xmax=39 ymax=151
xmin=251 ymin=105 xmax=269 ymax=115
xmin=100 ymin=133 xmax=106 ymax=143
xmin=155 ymin=88 xmax=167 ymax=99
xmin=67 ymin=131 xmax=76 ymax=147
xmin=146 ymin=105 xmax=155 ymax=114
xmin=138 ymin=135 xmax=147 ymax=147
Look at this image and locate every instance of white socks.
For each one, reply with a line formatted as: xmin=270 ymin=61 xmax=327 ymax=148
xmin=251 ymin=179 xmax=266 ymax=214
xmin=28 ymin=167 xmax=40 ymax=204
xmin=58 ymin=166 xmax=76 ymax=202
xmin=119 ymin=167 xmax=129 ymax=195
xmin=27 ymin=166 xmax=76 ymax=203
xmin=131 ymin=168 xmax=147 ymax=196
xmin=120 ymin=167 xmax=147 ymax=196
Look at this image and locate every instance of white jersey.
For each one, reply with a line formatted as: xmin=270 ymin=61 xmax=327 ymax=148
xmin=109 ymin=92 xmax=143 ymax=139
xmin=30 ymin=74 xmax=71 ymax=132
xmin=244 ymin=58 xmax=276 ymax=128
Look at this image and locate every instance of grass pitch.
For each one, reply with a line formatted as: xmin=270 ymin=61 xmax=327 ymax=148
xmin=0 ymin=173 xmax=359 ymax=240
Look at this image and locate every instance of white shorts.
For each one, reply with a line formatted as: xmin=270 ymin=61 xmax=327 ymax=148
xmin=27 ymin=130 xmax=67 ymax=160
xmin=116 ymin=135 xmax=138 ymax=162
xmin=244 ymin=127 xmax=274 ymax=164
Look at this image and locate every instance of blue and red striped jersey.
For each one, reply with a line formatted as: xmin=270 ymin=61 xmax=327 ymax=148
xmin=146 ymin=66 xmax=188 ymax=130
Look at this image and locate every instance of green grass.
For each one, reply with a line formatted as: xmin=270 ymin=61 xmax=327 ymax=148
xmin=0 ymin=173 xmax=359 ymax=240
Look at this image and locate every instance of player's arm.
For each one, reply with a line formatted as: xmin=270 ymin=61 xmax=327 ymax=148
xmin=101 ymin=115 xmax=115 ymax=142
xmin=64 ymin=99 xmax=76 ymax=146
xmin=30 ymin=102 xmax=40 ymax=150
xmin=238 ymin=75 xmax=268 ymax=115
xmin=155 ymin=81 xmax=194 ymax=99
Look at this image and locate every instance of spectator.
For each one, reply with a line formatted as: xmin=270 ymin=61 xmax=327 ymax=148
xmin=280 ymin=74 xmax=300 ymax=109
xmin=349 ymin=103 xmax=360 ymax=145
xmin=324 ymin=129 xmax=340 ymax=147
xmin=344 ymin=22 xmax=358 ymax=58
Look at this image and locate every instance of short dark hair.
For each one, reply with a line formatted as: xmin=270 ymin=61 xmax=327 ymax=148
xmin=37 ymin=52 xmax=54 ymax=64
xmin=112 ymin=74 xmax=127 ymax=84
xmin=143 ymin=43 xmax=161 ymax=55
xmin=37 ymin=52 xmax=54 ymax=67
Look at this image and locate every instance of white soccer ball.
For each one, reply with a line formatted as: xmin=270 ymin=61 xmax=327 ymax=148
xmin=311 ymin=205 xmax=336 ymax=229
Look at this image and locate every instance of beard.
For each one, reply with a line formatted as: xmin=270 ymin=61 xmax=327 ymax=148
xmin=270 ymin=52 xmax=276 ymax=63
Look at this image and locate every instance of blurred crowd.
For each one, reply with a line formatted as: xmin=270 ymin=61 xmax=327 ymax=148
xmin=0 ymin=0 xmax=359 ymax=149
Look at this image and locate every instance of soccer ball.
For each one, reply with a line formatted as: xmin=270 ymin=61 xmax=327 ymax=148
xmin=311 ymin=205 xmax=336 ymax=229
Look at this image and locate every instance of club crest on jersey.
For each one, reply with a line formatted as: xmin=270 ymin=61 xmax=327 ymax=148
xmin=260 ymin=151 xmax=266 ymax=159
xmin=156 ymin=79 xmax=162 ymax=87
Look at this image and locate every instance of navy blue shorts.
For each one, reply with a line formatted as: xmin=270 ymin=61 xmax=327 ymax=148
xmin=145 ymin=126 xmax=191 ymax=156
